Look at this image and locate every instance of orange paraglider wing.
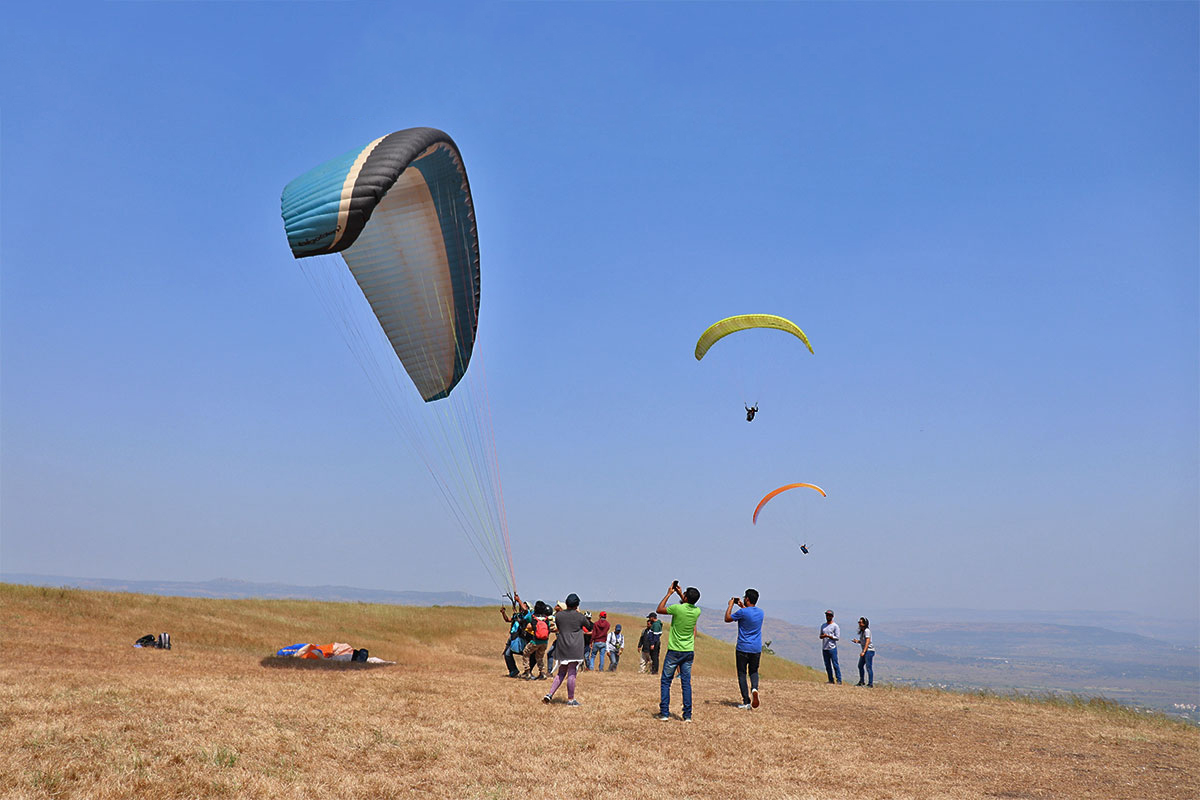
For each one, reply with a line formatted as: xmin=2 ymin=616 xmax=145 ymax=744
xmin=752 ymin=483 xmax=827 ymax=524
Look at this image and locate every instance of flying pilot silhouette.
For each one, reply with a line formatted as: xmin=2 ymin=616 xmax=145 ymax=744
xmin=745 ymin=404 xmax=758 ymax=422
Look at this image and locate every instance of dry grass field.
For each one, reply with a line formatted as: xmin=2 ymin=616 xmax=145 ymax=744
xmin=1 ymin=583 xmax=1196 ymax=800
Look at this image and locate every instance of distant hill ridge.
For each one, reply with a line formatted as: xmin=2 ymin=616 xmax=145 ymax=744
xmin=0 ymin=573 xmax=498 ymax=608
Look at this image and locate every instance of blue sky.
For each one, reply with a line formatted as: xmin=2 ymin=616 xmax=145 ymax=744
xmin=2 ymin=2 xmax=1196 ymax=621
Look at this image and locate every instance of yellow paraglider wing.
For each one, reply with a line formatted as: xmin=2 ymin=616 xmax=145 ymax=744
xmin=694 ymin=314 xmax=814 ymax=360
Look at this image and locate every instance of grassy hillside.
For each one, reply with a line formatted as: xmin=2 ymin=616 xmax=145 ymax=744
xmin=2 ymin=583 xmax=1196 ymax=799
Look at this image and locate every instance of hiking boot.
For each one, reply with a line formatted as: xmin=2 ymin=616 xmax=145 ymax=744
xmin=655 ymin=713 xmax=671 ymax=721
xmin=566 ymin=699 xmax=581 ymax=707
xmin=751 ymin=688 xmax=760 ymax=708
xmin=855 ymin=681 xmax=865 ymax=686
xmin=542 ymin=694 xmax=552 ymax=704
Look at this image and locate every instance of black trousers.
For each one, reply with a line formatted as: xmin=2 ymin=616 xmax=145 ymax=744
xmin=736 ymin=650 xmax=761 ymax=704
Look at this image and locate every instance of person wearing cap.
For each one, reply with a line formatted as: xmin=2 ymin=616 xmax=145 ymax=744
xmin=820 ymin=609 xmax=842 ymax=684
xmin=543 ymin=593 xmax=593 ymax=706
xmin=655 ymin=580 xmax=702 ymax=722
xmin=725 ymin=588 xmax=765 ymax=709
xmin=637 ymin=614 xmax=661 ymax=674
xmin=605 ymin=624 xmax=625 ymax=671
xmin=520 ymin=600 xmax=552 ymax=680
xmin=501 ymin=593 xmax=531 ymax=678
xmin=589 ymin=611 xmax=611 ymax=671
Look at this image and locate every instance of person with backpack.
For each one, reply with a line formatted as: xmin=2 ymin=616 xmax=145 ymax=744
xmin=501 ymin=595 xmax=531 ymax=678
xmin=521 ymin=601 xmax=552 ymax=680
xmin=606 ymin=624 xmax=625 ymax=671
xmin=641 ymin=612 xmax=662 ymax=674
xmin=542 ymin=593 xmax=593 ymax=706
xmin=655 ymin=580 xmax=702 ymax=722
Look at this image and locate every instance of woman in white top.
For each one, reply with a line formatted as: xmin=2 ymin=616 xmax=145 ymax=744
xmin=853 ymin=617 xmax=875 ymax=687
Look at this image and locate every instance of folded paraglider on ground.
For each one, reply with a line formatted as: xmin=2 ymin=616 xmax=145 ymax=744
xmin=273 ymin=642 xmax=394 ymax=665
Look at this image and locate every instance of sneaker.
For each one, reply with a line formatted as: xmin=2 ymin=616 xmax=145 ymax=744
xmin=542 ymin=694 xmax=551 ymax=704
xmin=655 ymin=713 xmax=671 ymax=721
xmin=736 ymin=703 xmax=752 ymax=710
xmin=683 ymin=717 xmax=693 ymax=723
xmin=751 ymin=688 xmax=760 ymax=708
xmin=535 ymin=675 xmax=547 ymax=681
xmin=855 ymin=681 xmax=865 ymax=687
xmin=566 ymin=699 xmax=581 ymax=707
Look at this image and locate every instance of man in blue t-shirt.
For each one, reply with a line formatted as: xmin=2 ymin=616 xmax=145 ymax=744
xmin=725 ymin=588 xmax=765 ymax=709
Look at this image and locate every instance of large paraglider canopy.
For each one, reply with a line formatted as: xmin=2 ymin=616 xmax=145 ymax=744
xmin=752 ymin=482 xmax=827 ymax=525
xmin=280 ymin=127 xmax=515 ymax=598
xmin=282 ymin=127 xmax=480 ymax=402
xmin=694 ymin=314 xmax=814 ymax=361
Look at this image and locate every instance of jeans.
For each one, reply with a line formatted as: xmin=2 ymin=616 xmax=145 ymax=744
xmin=823 ymin=647 xmax=842 ymax=683
xmin=736 ymin=650 xmax=761 ymax=704
xmin=607 ymin=650 xmax=620 ymax=671
xmin=546 ymin=643 xmax=556 ymax=674
xmin=660 ymin=650 xmax=694 ymax=719
xmin=858 ymin=650 xmax=874 ymax=686
xmin=590 ymin=641 xmax=607 ymax=670
xmin=503 ymin=647 xmax=519 ymax=677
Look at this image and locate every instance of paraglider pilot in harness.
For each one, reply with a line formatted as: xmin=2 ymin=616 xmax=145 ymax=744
xmin=745 ymin=404 xmax=758 ymax=422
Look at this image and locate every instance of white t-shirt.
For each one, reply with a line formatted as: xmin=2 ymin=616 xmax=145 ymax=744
xmin=859 ymin=627 xmax=874 ymax=651
xmin=606 ymin=631 xmax=624 ymax=652
xmin=821 ymin=621 xmax=840 ymax=650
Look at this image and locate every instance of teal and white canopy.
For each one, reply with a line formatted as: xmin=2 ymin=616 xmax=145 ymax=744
xmin=281 ymin=128 xmax=479 ymax=402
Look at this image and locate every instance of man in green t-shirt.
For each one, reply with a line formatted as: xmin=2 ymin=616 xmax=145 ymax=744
xmin=655 ymin=580 xmax=702 ymax=721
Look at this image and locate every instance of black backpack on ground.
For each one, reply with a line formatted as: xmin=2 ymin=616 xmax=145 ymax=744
xmin=352 ymin=648 xmax=368 ymax=662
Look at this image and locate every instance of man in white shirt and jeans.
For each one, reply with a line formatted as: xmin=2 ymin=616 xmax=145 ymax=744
xmin=820 ymin=609 xmax=842 ymax=684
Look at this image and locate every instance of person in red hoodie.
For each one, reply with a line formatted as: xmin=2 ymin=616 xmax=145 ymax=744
xmin=588 ymin=611 xmax=611 ymax=671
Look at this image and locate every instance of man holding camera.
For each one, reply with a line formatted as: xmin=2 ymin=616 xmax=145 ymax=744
xmin=725 ymin=589 xmax=764 ymax=709
xmin=655 ymin=580 xmax=702 ymax=722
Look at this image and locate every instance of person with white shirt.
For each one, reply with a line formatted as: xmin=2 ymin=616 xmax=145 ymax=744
xmin=819 ymin=609 xmax=842 ymax=684
xmin=605 ymin=624 xmax=625 ymax=671
xmin=853 ymin=616 xmax=875 ymax=687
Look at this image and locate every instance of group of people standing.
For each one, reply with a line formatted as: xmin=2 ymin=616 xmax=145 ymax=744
xmin=502 ymin=595 xmax=628 ymax=685
xmin=502 ymin=587 xmax=876 ymax=717
xmin=819 ymin=609 xmax=876 ymax=687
